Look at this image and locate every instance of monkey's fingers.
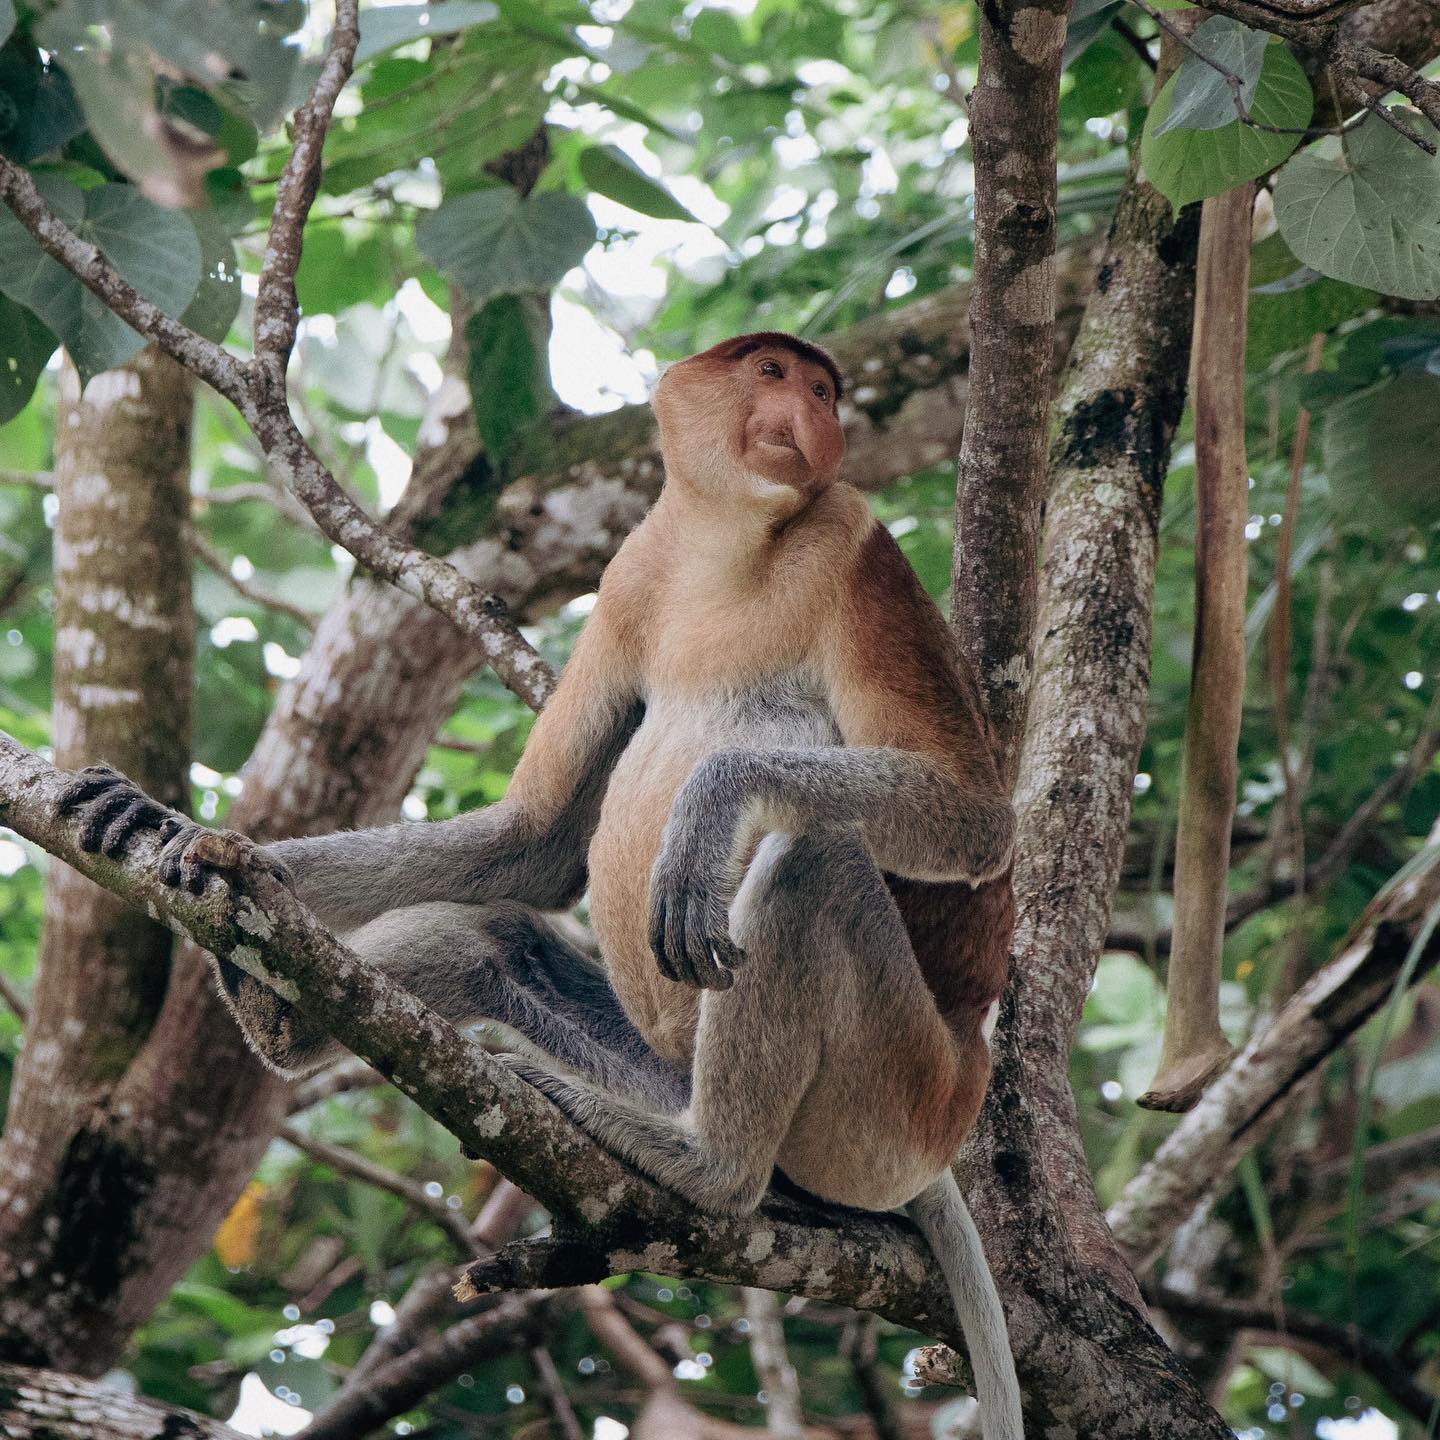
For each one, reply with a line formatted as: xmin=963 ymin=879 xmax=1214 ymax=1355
xmin=98 ymin=796 xmax=167 ymax=857
xmin=57 ymin=763 xmax=130 ymax=815
xmin=685 ymin=904 xmax=738 ymax=990
xmin=649 ymin=896 xmax=683 ymax=983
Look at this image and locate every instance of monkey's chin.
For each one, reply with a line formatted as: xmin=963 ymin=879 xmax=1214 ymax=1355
xmin=745 ymin=441 xmax=820 ymax=493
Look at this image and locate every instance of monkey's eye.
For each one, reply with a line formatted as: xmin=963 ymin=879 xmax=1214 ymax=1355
xmin=812 ymin=382 xmax=829 ymax=402
xmin=758 ymin=359 xmax=784 ymax=378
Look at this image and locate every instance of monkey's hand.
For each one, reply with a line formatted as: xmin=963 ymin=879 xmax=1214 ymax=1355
xmin=647 ymin=815 xmax=745 ymax=991
xmin=58 ymin=763 xmax=292 ymax=895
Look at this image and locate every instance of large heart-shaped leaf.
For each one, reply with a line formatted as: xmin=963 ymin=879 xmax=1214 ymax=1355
xmin=1275 ymin=109 xmax=1440 ymax=301
xmin=1247 ymin=231 xmax=1374 ymax=365
xmin=416 ymin=189 xmax=595 ymax=304
xmin=0 ymin=178 xmax=202 ymax=381
xmin=1323 ymin=372 xmax=1440 ymax=527
xmin=1154 ymin=17 xmax=1267 ymax=136
xmin=1141 ymin=41 xmax=1311 ymax=211
xmin=0 ymin=292 xmax=56 ymax=425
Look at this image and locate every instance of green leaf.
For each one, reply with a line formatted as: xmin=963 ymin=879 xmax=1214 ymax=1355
xmin=1154 ymin=17 xmax=1266 ymax=136
xmin=416 ymin=189 xmax=594 ymax=304
xmin=354 ymin=2 xmax=500 ymax=64
xmin=0 ymin=177 xmax=202 ymax=381
xmin=1275 ymin=109 xmax=1440 ymax=302
xmin=578 ymin=144 xmax=696 ymax=221
xmin=0 ymin=292 xmax=56 ymax=425
xmin=465 ymin=293 xmax=550 ymax=462
xmin=1323 ymin=372 xmax=1440 ymax=527
xmin=180 ymin=208 xmax=241 ymax=343
xmin=1246 ymin=231 xmax=1374 ymax=365
xmin=40 ymin=0 xmax=302 ymax=129
xmin=1141 ymin=41 xmax=1310 ymax=211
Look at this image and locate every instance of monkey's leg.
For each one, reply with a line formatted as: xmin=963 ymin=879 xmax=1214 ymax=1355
xmin=510 ymin=827 xmax=962 ymax=1215
xmin=223 ymin=900 xmax=689 ymax=1109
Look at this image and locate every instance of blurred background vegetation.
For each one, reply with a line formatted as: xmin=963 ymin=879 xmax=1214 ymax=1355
xmin=0 ymin=0 xmax=1437 ymax=1435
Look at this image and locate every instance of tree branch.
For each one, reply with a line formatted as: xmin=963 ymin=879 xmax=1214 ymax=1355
xmin=253 ymin=0 xmax=360 ymax=375
xmin=299 ymin=1295 xmax=547 ymax=1440
xmin=949 ymin=0 xmax=1069 ymax=778
xmin=1107 ymin=831 xmax=1440 ymax=1269
xmin=190 ymin=528 xmax=319 ymax=628
xmin=1145 ymin=1284 xmax=1439 ymax=1424
xmin=0 ymin=127 xmax=554 ymax=711
xmin=278 ymin=1122 xmax=477 ymax=1253
xmin=0 ymin=1363 xmax=247 ymax=1439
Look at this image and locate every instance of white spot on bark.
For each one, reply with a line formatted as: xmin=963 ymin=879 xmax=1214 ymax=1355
xmin=612 ymin=1241 xmax=680 ymax=1272
xmin=474 ymin=1105 xmax=507 ymax=1137
xmin=72 ymin=684 xmax=142 ymax=710
xmin=235 ymin=899 xmax=275 ymax=940
xmin=744 ymin=1229 xmax=776 ymax=1263
xmin=578 ymin=1194 xmax=610 ymax=1224
xmin=81 ymin=368 xmax=142 ymax=407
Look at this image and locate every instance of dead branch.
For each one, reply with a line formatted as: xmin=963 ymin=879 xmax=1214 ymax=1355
xmin=1139 ymin=183 xmax=1254 ymax=1114
xmin=1109 ymin=827 xmax=1440 ymax=1268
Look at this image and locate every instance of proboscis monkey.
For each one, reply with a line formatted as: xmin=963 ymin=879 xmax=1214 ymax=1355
xmin=61 ymin=332 xmax=1023 ymax=1439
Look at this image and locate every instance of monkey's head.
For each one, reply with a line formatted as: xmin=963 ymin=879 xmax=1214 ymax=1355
xmin=653 ymin=332 xmax=845 ymax=507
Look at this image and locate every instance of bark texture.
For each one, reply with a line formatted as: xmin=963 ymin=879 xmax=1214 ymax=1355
xmin=957 ymin=164 xmax=1220 ymax=1435
xmin=950 ymin=0 xmax=1070 ymax=780
xmin=0 ymin=349 xmax=195 ymax=1370
xmin=0 ymin=1364 xmax=246 ymax=1439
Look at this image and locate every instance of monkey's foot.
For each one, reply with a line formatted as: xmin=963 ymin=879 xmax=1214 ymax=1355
xmin=58 ymin=763 xmax=290 ymax=895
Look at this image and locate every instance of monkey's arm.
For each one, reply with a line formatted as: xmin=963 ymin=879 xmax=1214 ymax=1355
xmin=650 ymin=524 xmax=1012 ymax=987
xmin=60 ymin=601 xmax=642 ymax=932
xmin=268 ymin=606 xmax=641 ymax=930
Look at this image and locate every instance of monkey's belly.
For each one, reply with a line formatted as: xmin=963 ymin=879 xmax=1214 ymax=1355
xmin=588 ymin=683 xmax=837 ymax=1061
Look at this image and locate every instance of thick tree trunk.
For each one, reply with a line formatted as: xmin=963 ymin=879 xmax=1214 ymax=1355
xmin=0 ymin=349 xmax=195 ymax=1369
xmin=958 ymin=166 xmax=1226 ymax=1435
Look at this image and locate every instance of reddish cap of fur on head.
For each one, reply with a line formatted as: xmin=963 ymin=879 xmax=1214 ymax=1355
xmin=689 ymin=331 xmax=844 ymax=402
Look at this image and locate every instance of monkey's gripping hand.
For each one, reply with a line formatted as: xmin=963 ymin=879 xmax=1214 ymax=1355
xmin=647 ymin=785 xmax=747 ymax=991
xmin=58 ymin=763 xmax=292 ymax=894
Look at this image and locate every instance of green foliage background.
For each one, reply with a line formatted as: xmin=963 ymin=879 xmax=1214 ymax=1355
xmin=0 ymin=0 xmax=1438 ymax=1435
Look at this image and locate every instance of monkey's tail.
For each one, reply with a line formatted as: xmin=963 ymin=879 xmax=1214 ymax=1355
xmin=906 ymin=1170 xmax=1023 ymax=1440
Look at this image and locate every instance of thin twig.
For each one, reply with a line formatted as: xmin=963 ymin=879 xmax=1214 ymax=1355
xmin=190 ymin=527 xmax=320 ymax=628
xmin=0 ymin=470 xmax=53 ymax=491
xmin=279 ymin=1122 xmax=478 ymax=1253
xmin=742 ymin=1289 xmax=806 ymax=1439
xmin=1145 ymin=1283 xmax=1438 ymax=1424
xmin=1129 ymin=0 xmax=1434 ymax=149
xmin=0 ymin=970 xmax=28 ymax=1024
xmin=529 ymin=1345 xmax=586 ymax=1440
xmin=252 ymin=0 xmax=361 ymax=377
xmin=287 ymin=1056 xmax=388 ymax=1113
xmin=300 ymin=1295 xmax=549 ymax=1440
xmin=0 ymin=110 xmax=555 ymax=709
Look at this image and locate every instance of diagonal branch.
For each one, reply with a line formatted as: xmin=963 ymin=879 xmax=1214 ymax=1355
xmin=1107 ymin=831 xmax=1440 ymax=1269
xmin=0 ymin=100 xmax=554 ymax=709
xmin=0 ymin=729 xmax=975 ymax=1350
